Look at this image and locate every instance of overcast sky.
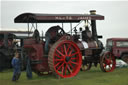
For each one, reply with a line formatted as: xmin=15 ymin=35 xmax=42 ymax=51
xmin=1 ymin=1 xmax=128 ymax=44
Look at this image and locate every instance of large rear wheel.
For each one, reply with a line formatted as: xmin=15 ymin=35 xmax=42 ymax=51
xmin=100 ymin=51 xmax=116 ymax=72
xmin=48 ymin=40 xmax=82 ymax=78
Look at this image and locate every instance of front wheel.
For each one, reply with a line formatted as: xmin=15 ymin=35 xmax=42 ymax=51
xmin=100 ymin=51 xmax=116 ymax=72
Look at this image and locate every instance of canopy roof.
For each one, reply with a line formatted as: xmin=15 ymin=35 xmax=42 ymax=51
xmin=107 ymin=38 xmax=128 ymax=41
xmin=14 ymin=13 xmax=104 ymax=23
xmin=0 ymin=31 xmax=33 ymax=34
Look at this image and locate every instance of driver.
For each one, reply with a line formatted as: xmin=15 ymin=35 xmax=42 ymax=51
xmin=45 ymin=25 xmax=64 ymax=54
xmin=33 ymin=29 xmax=40 ymax=43
xmin=82 ymin=26 xmax=92 ymax=42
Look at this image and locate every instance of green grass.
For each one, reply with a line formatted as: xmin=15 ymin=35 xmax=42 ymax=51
xmin=0 ymin=66 xmax=128 ymax=85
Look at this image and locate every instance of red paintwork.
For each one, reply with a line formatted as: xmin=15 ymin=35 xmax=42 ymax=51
xmin=24 ymin=38 xmax=50 ymax=72
xmin=107 ymin=38 xmax=128 ymax=58
xmin=24 ymin=36 xmax=82 ymax=77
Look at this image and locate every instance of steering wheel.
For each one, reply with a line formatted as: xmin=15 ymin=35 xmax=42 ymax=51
xmin=45 ymin=26 xmax=65 ymax=44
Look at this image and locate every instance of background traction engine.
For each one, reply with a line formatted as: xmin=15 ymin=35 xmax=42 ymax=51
xmin=23 ymin=26 xmax=82 ymax=78
xmin=0 ymin=33 xmax=15 ymax=71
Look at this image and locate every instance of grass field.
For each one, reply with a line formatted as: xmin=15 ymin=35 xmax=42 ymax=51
xmin=0 ymin=66 xmax=128 ymax=85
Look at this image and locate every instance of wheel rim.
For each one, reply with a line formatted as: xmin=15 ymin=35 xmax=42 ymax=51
xmin=101 ymin=52 xmax=116 ymax=72
xmin=49 ymin=40 xmax=82 ymax=78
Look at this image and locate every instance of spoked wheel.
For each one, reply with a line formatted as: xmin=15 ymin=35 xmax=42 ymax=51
xmin=48 ymin=40 xmax=82 ymax=78
xmin=100 ymin=51 xmax=116 ymax=72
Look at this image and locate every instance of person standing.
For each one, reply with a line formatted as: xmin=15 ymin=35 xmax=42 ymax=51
xmin=26 ymin=56 xmax=32 ymax=79
xmin=11 ymin=51 xmax=21 ymax=81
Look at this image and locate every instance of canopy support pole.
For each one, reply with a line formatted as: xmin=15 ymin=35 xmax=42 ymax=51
xmin=70 ymin=23 xmax=72 ymax=35
xmin=36 ymin=23 xmax=37 ymax=29
xmin=27 ymin=23 xmax=29 ymax=37
xmin=62 ymin=23 xmax=64 ymax=29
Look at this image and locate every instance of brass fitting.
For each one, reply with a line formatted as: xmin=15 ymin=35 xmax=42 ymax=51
xmin=90 ymin=10 xmax=96 ymax=15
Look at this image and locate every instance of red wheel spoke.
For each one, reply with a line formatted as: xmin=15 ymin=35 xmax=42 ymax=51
xmin=68 ymin=49 xmax=73 ymax=56
xmin=71 ymin=58 xmax=77 ymax=60
xmin=108 ymin=53 xmax=112 ymax=60
xmin=64 ymin=44 xmax=67 ymax=55
xmin=70 ymin=61 xmax=78 ymax=65
xmin=67 ymin=44 xmax=71 ymax=53
xmin=54 ymin=59 xmax=64 ymax=61
xmin=56 ymin=49 xmax=65 ymax=57
xmin=55 ymin=62 xmax=61 ymax=67
xmin=55 ymin=54 xmax=63 ymax=59
xmin=69 ymin=52 xmax=78 ymax=57
xmin=60 ymin=45 xmax=64 ymax=54
xmin=64 ymin=64 xmax=67 ymax=75
xmin=103 ymin=63 xmax=106 ymax=67
xmin=61 ymin=66 xmax=64 ymax=76
xmin=69 ymin=63 xmax=74 ymax=69
xmin=67 ymin=65 xmax=72 ymax=74
xmin=57 ymin=63 xmax=64 ymax=71
xmin=109 ymin=56 xmax=112 ymax=60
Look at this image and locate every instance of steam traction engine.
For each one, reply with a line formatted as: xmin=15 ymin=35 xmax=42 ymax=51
xmin=14 ymin=10 xmax=116 ymax=78
xmin=0 ymin=32 xmax=16 ymax=71
xmin=0 ymin=31 xmax=33 ymax=71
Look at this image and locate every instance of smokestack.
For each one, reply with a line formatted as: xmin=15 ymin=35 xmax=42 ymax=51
xmin=90 ymin=10 xmax=96 ymax=15
xmin=90 ymin=10 xmax=98 ymax=41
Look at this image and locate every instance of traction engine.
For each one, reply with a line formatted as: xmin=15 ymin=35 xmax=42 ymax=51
xmin=14 ymin=10 xmax=116 ymax=78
